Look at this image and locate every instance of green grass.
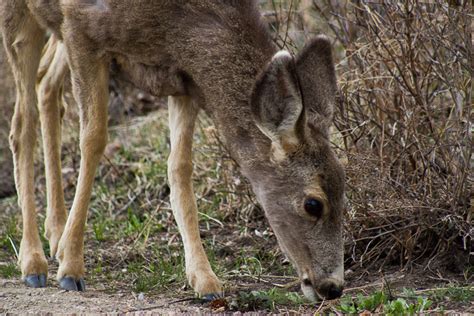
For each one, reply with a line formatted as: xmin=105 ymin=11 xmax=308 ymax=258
xmin=337 ymin=290 xmax=433 ymax=315
xmin=334 ymin=286 xmax=473 ymax=315
xmin=79 ymin=113 xmax=242 ymax=293
xmin=426 ymin=285 xmax=473 ymax=304
xmin=0 ymin=263 xmax=20 ymax=278
xmin=230 ymin=287 xmax=470 ymax=313
xmin=125 ymin=245 xmax=186 ymax=293
xmin=0 ymin=111 xmax=470 ymax=314
xmin=0 ymin=211 xmax=20 ymax=260
xmin=231 ymin=288 xmax=307 ymax=311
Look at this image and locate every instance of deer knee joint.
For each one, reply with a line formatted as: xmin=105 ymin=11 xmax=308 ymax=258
xmin=9 ymin=115 xmax=22 ymax=152
xmin=81 ymin=131 xmax=107 ymax=159
xmin=38 ymin=83 xmax=60 ymax=112
xmin=59 ymin=103 xmax=66 ymax=120
xmin=9 ymin=106 xmax=38 ymax=153
xmin=168 ymin=160 xmax=193 ymax=182
xmin=9 ymin=132 xmax=20 ymax=155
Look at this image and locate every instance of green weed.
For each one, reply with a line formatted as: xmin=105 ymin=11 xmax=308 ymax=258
xmin=0 ymin=216 xmax=20 ymax=258
xmin=0 ymin=263 xmax=20 ymax=278
xmin=125 ymin=209 xmax=145 ymax=236
xmin=92 ymin=220 xmax=108 ymax=242
xmin=427 ymin=285 xmax=473 ymax=303
xmin=127 ymin=248 xmax=186 ymax=293
xmin=337 ymin=290 xmax=432 ymax=315
xmin=231 ymin=288 xmax=306 ymax=311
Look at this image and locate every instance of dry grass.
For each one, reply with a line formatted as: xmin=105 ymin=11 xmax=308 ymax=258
xmin=264 ymin=0 xmax=472 ymax=275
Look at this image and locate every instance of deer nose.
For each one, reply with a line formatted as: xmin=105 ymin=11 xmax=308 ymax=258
xmin=326 ymin=285 xmax=343 ymax=299
xmin=318 ymin=279 xmax=344 ymax=300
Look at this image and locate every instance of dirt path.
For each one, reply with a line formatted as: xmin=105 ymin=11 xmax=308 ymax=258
xmin=0 ymin=278 xmax=206 ymax=314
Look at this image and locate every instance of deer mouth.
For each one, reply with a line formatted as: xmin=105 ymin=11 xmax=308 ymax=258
xmin=300 ymin=275 xmax=344 ymax=301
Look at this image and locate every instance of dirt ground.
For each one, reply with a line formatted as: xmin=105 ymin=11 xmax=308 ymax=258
xmin=1 ymin=271 xmax=471 ymax=314
xmin=0 ymin=278 xmax=200 ymax=314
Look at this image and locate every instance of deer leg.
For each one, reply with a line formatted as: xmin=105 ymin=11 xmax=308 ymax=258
xmin=167 ymin=96 xmax=223 ymax=298
xmin=55 ymin=43 xmax=109 ymax=291
xmin=1 ymin=10 xmax=47 ymax=287
xmin=37 ymin=36 xmax=68 ymax=258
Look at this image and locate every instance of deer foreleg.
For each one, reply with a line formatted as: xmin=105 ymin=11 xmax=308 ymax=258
xmin=167 ymin=96 xmax=222 ymax=298
xmin=55 ymin=40 xmax=109 ymax=291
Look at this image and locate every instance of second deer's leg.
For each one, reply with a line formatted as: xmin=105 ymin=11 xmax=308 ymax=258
xmin=55 ymin=39 xmax=109 ymax=291
xmin=167 ymin=96 xmax=223 ymax=298
xmin=37 ymin=36 xmax=69 ymax=258
xmin=1 ymin=7 xmax=47 ymax=288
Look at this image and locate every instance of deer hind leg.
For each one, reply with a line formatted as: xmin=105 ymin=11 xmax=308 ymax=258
xmin=37 ymin=36 xmax=69 ymax=258
xmin=167 ymin=96 xmax=223 ymax=298
xmin=54 ymin=37 xmax=109 ymax=291
xmin=1 ymin=8 xmax=47 ymax=287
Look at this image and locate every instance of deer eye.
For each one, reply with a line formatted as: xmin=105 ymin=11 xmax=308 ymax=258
xmin=304 ymin=198 xmax=324 ymax=218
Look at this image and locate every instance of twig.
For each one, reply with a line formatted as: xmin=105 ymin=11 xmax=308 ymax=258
xmin=126 ymin=297 xmax=197 ymax=312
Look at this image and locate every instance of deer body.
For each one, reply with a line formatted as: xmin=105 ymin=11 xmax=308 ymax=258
xmin=1 ymin=0 xmax=345 ymax=300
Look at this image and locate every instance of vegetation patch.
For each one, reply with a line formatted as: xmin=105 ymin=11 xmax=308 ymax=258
xmin=337 ymin=290 xmax=432 ymax=315
xmin=0 ymin=263 xmax=20 ymax=278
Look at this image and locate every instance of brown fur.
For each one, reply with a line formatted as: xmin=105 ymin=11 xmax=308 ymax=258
xmin=0 ymin=0 xmax=345 ymax=300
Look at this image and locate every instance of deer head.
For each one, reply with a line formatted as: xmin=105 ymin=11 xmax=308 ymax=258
xmin=249 ymin=35 xmax=345 ymax=301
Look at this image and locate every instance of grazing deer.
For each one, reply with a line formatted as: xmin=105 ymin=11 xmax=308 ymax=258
xmin=0 ymin=0 xmax=345 ymax=300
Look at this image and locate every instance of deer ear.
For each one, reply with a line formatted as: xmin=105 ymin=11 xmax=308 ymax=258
xmin=251 ymin=50 xmax=304 ymax=162
xmin=295 ymin=35 xmax=337 ymax=136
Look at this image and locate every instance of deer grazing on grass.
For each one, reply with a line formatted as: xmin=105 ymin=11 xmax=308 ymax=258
xmin=0 ymin=0 xmax=345 ymax=301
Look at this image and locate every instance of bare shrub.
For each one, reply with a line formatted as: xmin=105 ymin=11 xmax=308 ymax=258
xmin=257 ymin=0 xmax=471 ymax=272
xmin=300 ymin=1 xmax=472 ymax=272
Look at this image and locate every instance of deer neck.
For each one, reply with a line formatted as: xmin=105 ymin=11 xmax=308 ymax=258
xmin=183 ymin=39 xmax=277 ymax=180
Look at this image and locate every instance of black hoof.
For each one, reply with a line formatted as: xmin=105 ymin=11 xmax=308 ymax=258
xmin=59 ymin=276 xmax=86 ymax=291
xmin=202 ymin=293 xmax=221 ymax=302
xmin=25 ymin=274 xmax=47 ymax=288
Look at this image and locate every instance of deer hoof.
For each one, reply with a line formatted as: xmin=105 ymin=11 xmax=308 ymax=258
xmin=202 ymin=293 xmax=222 ymax=302
xmin=59 ymin=276 xmax=86 ymax=291
xmin=24 ymin=274 xmax=47 ymax=288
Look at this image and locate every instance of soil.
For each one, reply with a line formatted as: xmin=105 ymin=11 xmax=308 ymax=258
xmin=1 ymin=267 xmax=471 ymax=314
xmin=0 ymin=278 xmax=202 ymax=314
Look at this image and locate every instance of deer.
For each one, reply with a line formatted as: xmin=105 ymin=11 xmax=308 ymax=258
xmin=0 ymin=0 xmax=345 ymax=301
